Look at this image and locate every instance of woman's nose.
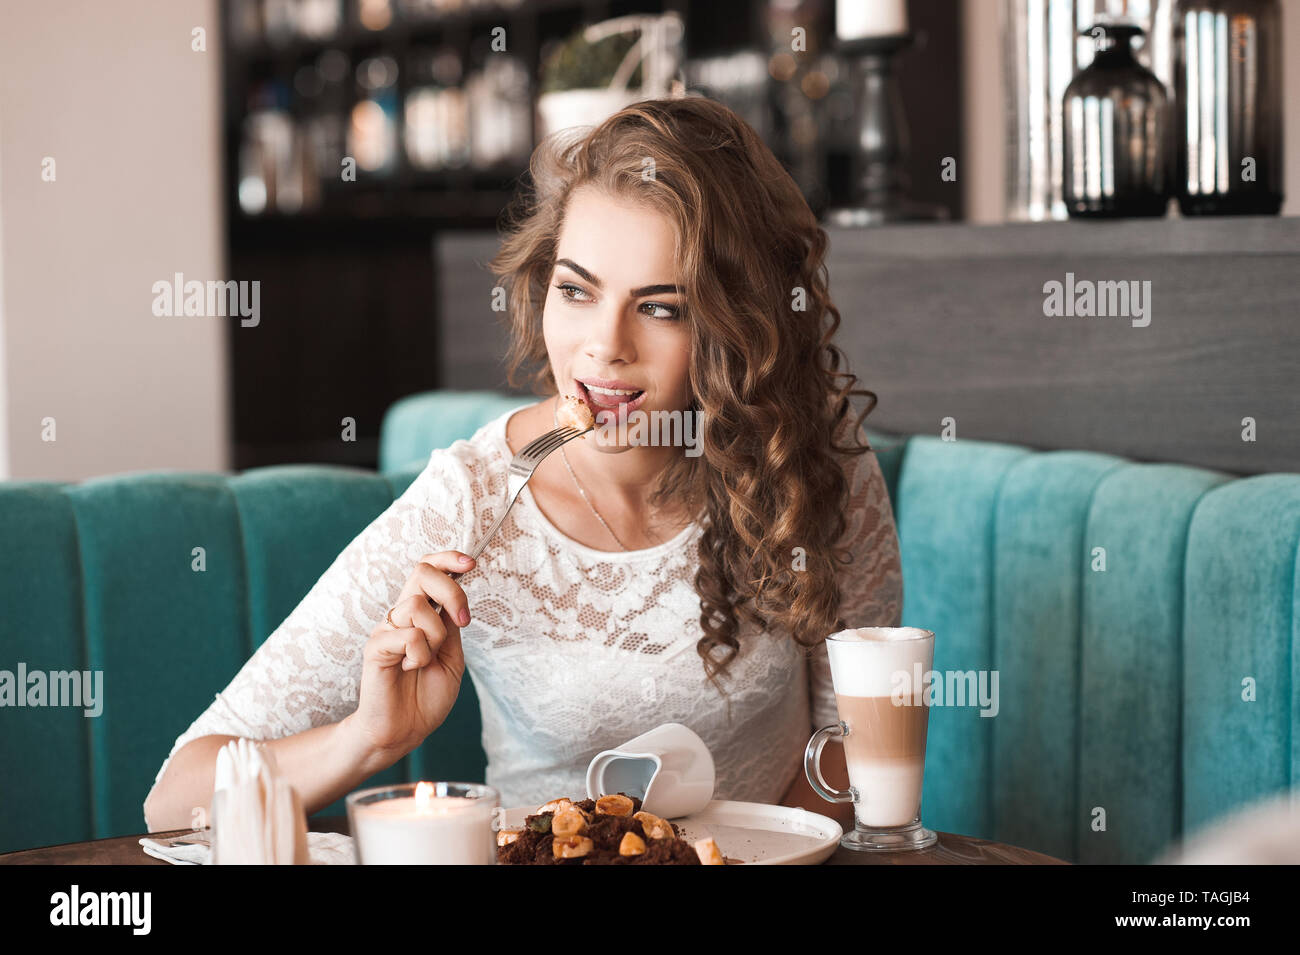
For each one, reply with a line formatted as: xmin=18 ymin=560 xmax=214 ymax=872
xmin=583 ymin=306 xmax=636 ymax=364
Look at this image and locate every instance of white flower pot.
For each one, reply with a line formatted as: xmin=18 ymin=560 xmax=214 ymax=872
xmin=536 ymin=88 xmax=647 ymax=141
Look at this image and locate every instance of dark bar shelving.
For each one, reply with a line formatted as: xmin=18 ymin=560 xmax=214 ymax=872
xmin=218 ymin=0 xmax=960 ymax=471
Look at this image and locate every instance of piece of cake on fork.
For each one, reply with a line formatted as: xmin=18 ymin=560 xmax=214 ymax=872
xmin=557 ymin=393 xmax=595 ymax=431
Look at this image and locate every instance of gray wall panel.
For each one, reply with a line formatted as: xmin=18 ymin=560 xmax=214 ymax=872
xmin=439 ymin=219 xmax=1300 ymax=474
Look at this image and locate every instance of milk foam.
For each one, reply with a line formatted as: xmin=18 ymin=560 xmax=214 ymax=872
xmin=825 ymin=627 xmax=934 ymax=697
xmin=846 ymin=758 xmax=925 ymax=827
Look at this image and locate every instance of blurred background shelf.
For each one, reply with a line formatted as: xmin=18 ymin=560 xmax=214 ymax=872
xmin=221 ymin=0 xmax=964 ymax=470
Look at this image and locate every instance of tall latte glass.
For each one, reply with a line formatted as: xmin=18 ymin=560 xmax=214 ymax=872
xmin=804 ymin=627 xmax=937 ymax=851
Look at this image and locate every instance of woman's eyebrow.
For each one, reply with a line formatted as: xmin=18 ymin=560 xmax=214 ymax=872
xmin=555 ymin=258 xmax=680 ymax=297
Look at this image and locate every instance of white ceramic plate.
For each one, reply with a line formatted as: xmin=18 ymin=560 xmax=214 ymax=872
xmin=501 ymin=799 xmax=843 ymax=865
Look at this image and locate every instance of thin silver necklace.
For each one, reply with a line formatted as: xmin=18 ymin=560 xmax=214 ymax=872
xmin=552 ymin=401 xmax=630 ymax=551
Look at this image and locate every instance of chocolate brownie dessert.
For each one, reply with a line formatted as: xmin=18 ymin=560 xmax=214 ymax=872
xmin=496 ymin=793 xmax=709 ymax=865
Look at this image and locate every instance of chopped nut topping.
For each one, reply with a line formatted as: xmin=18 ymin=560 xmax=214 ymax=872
xmin=595 ymin=794 xmax=635 ymax=817
xmin=694 ymin=837 xmax=724 ymax=865
xmin=633 ymin=810 xmax=673 ymax=840
xmin=496 ymin=828 xmax=523 ymax=847
xmin=552 ymin=806 xmax=588 ymax=838
xmin=553 ymin=835 xmax=594 ymax=859
xmin=619 ymin=832 xmax=647 ymax=856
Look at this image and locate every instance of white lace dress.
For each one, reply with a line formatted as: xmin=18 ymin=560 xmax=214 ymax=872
xmin=147 ymin=407 xmax=902 ymax=814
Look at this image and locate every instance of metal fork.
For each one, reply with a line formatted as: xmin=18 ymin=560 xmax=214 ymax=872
xmin=442 ymin=424 xmax=592 ymax=586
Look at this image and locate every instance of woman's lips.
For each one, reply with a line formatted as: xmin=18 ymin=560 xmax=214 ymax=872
xmin=576 ymin=380 xmax=647 ymax=416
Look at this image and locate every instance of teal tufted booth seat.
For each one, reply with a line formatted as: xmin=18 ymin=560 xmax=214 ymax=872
xmin=2 ymin=390 xmax=1298 ymax=862
xmin=379 ymin=389 xmax=531 ymax=473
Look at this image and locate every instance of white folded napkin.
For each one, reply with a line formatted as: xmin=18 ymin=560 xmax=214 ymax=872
xmin=139 ymin=830 xmax=355 ymax=865
xmin=208 ymin=738 xmax=310 ymax=864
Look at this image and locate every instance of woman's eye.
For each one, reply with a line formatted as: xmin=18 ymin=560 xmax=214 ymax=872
xmin=555 ymin=282 xmax=591 ymax=302
xmin=555 ymin=282 xmax=679 ymax=321
xmin=641 ymin=302 xmax=680 ymax=321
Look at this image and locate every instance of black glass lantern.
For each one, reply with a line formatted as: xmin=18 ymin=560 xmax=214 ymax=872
xmin=1062 ymin=22 xmax=1170 ymax=218
xmin=1174 ymin=0 xmax=1284 ymax=215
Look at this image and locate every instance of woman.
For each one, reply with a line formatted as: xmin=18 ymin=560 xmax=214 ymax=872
xmin=144 ymin=97 xmax=902 ymax=833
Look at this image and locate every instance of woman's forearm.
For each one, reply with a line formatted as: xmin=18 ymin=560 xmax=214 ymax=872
xmin=143 ymin=714 xmax=389 ymax=832
xmin=781 ymin=738 xmax=856 ymax=830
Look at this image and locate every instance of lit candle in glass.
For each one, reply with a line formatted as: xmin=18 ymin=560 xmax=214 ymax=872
xmin=836 ymin=0 xmax=908 ymax=40
xmin=347 ymin=781 xmax=499 ymax=865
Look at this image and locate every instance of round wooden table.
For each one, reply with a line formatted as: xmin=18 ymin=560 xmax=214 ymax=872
xmin=0 ymin=817 xmax=1066 ymax=865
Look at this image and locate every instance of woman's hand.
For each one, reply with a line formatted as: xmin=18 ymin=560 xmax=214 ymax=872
xmin=345 ymin=551 xmax=476 ymax=766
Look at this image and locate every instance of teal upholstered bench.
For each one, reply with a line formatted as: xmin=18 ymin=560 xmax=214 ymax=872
xmin=379 ymin=389 xmax=531 ymax=473
xmin=2 ymin=389 xmax=1298 ymax=863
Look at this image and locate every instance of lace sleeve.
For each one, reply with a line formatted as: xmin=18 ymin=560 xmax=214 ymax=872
xmin=145 ymin=446 xmax=476 ymax=805
xmin=806 ymin=441 xmax=904 ymax=732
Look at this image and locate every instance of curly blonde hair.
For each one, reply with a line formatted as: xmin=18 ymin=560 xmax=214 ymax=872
xmin=488 ymin=96 xmax=877 ymax=694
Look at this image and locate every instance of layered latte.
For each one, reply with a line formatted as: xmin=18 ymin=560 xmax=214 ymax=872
xmin=826 ymin=627 xmax=933 ymax=828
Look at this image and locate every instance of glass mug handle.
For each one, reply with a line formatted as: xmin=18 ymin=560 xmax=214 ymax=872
xmin=804 ymin=721 xmax=855 ymax=804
